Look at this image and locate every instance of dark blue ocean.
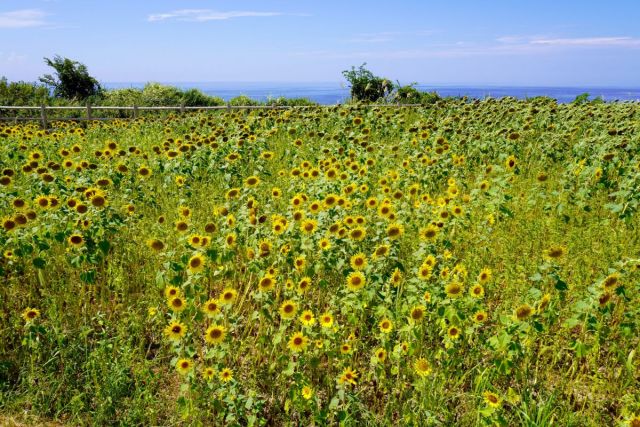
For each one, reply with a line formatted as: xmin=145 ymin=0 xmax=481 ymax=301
xmin=104 ymin=82 xmax=640 ymax=105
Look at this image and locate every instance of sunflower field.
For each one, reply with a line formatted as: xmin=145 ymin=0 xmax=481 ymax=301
xmin=1 ymin=99 xmax=640 ymax=426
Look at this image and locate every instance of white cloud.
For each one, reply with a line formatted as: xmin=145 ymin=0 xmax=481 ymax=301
xmin=0 ymin=51 xmax=27 ymax=63
xmin=0 ymin=9 xmax=47 ymax=28
xmin=148 ymin=9 xmax=285 ymax=23
xmin=344 ymin=30 xmax=436 ymax=44
xmin=530 ymin=36 xmax=640 ymax=47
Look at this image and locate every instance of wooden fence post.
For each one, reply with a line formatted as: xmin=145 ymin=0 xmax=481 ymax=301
xmin=40 ymin=105 xmax=47 ymax=129
xmin=133 ymin=104 xmax=138 ymax=119
xmin=180 ymin=103 xmax=185 ymax=114
xmin=226 ymin=101 xmax=231 ymax=112
xmin=86 ymin=103 xmax=93 ymax=121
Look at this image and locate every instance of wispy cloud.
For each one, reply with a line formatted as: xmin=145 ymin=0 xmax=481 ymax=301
xmin=529 ymin=36 xmax=640 ymax=47
xmin=0 ymin=9 xmax=47 ymax=28
xmin=498 ymin=35 xmax=640 ymax=47
xmin=148 ymin=9 xmax=289 ymax=23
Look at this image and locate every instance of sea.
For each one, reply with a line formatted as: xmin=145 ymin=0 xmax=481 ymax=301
xmin=104 ymin=82 xmax=640 ymax=105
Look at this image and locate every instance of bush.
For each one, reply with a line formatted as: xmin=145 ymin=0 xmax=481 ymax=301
xmin=0 ymin=77 xmax=51 ymax=106
xmin=342 ymin=63 xmax=394 ymax=103
xmin=392 ymin=83 xmax=441 ymax=105
xmin=181 ymin=88 xmax=224 ymax=107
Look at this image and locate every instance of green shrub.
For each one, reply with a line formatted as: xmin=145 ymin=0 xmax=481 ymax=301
xmin=342 ymin=63 xmax=394 ymax=103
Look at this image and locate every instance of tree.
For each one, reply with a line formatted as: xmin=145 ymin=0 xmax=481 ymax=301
xmin=342 ymin=63 xmax=394 ymax=103
xmin=39 ymin=55 xmax=102 ymax=100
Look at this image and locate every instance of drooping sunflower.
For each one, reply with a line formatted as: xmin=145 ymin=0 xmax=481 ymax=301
xmin=514 ymin=304 xmax=534 ymax=321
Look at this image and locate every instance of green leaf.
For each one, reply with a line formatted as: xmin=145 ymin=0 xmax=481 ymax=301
xmin=32 ymin=257 xmax=46 ymax=269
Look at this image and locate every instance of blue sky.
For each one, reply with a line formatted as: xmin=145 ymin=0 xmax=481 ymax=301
xmin=1 ymin=0 xmax=639 ymax=86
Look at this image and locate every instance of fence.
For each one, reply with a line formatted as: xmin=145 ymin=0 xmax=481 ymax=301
xmin=0 ymin=103 xmax=423 ymax=129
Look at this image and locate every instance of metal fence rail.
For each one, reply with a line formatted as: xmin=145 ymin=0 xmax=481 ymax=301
xmin=0 ymin=103 xmax=423 ymax=128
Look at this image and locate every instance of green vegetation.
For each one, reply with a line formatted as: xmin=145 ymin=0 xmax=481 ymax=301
xmin=1 ymin=98 xmax=639 ymax=426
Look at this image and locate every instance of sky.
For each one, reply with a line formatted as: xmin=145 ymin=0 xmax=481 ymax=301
xmin=1 ymin=0 xmax=640 ymax=86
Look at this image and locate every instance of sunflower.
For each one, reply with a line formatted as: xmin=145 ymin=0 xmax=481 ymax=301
xmin=245 ymin=175 xmax=260 ymax=187
xmin=258 ymin=274 xmax=275 ymax=292
xmin=473 ymin=310 xmax=488 ymax=323
xmin=147 ymin=238 xmax=165 ymax=252
xmin=372 ymin=244 xmax=390 ymax=258
xmin=389 ymin=268 xmax=403 ymax=287
xmin=477 ymin=268 xmax=492 ymax=283
xmin=167 ymin=296 xmax=186 ymax=312
xmin=505 ymin=155 xmax=516 ymax=170
xmin=164 ymin=285 xmax=180 ymax=299
xmin=204 ymin=324 xmax=227 ymax=345
xmin=67 ymin=233 xmax=84 ymax=247
xmin=419 ymin=224 xmax=438 ymax=241
xmin=514 ymin=304 xmax=534 ymax=321
xmin=339 ymin=342 xmax=353 ymax=354
xmin=414 ymin=358 xmax=432 ymax=377
xmin=202 ymin=366 xmax=216 ymax=381
xmin=483 ymin=391 xmax=502 ymax=408
xmin=349 ymin=226 xmax=366 ymax=241
xmin=350 ymin=253 xmax=368 ymax=270
xmin=379 ymin=318 xmax=393 ymax=334
xmin=300 ymin=219 xmax=318 ymax=235
xmin=410 ymin=305 xmax=426 ymax=322
xmin=470 ymin=284 xmax=485 ymax=298
xmin=187 ymin=254 xmax=205 ymax=274
xmin=279 ymin=300 xmax=298 ymax=319
xmin=219 ymin=368 xmax=233 ymax=382
xmin=386 ymin=222 xmax=404 ymax=239
xmin=220 ymin=288 xmax=237 ymax=305
xmin=301 ymin=385 xmax=314 ymax=400
xmin=346 ymin=271 xmax=366 ymax=291
xmin=164 ymin=320 xmax=186 ymax=341
xmin=602 ymin=273 xmax=620 ymax=290
xmin=21 ymin=307 xmax=40 ymax=323
xmin=374 ymin=348 xmax=387 ymax=363
xmin=545 ymin=245 xmax=566 ymax=259
xmin=445 ymin=281 xmax=464 ymax=298
xmin=288 ymin=332 xmax=309 ymax=352
xmin=447 ymin=326 xmax=461 ymax=340
xmin=418 ymin=263 xmax=433 ymax=281
xmin=319 ymin=237 xmax=331 ymax=251
xmin=338 ymin=367 xmax=358 ymax=385
xmin=294 ymin=256 xmax=306 ymax=271
xmin=225 ymin=233 xmax=237 ymax=247
xmin=320 ymin=312 xmax=334 ymax=328
xmin=299 ymin=310 xmax=315 ymax=327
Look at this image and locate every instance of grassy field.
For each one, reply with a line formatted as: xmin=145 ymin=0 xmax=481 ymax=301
xmin=1 ymin=99 xmax=639 ymax=426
